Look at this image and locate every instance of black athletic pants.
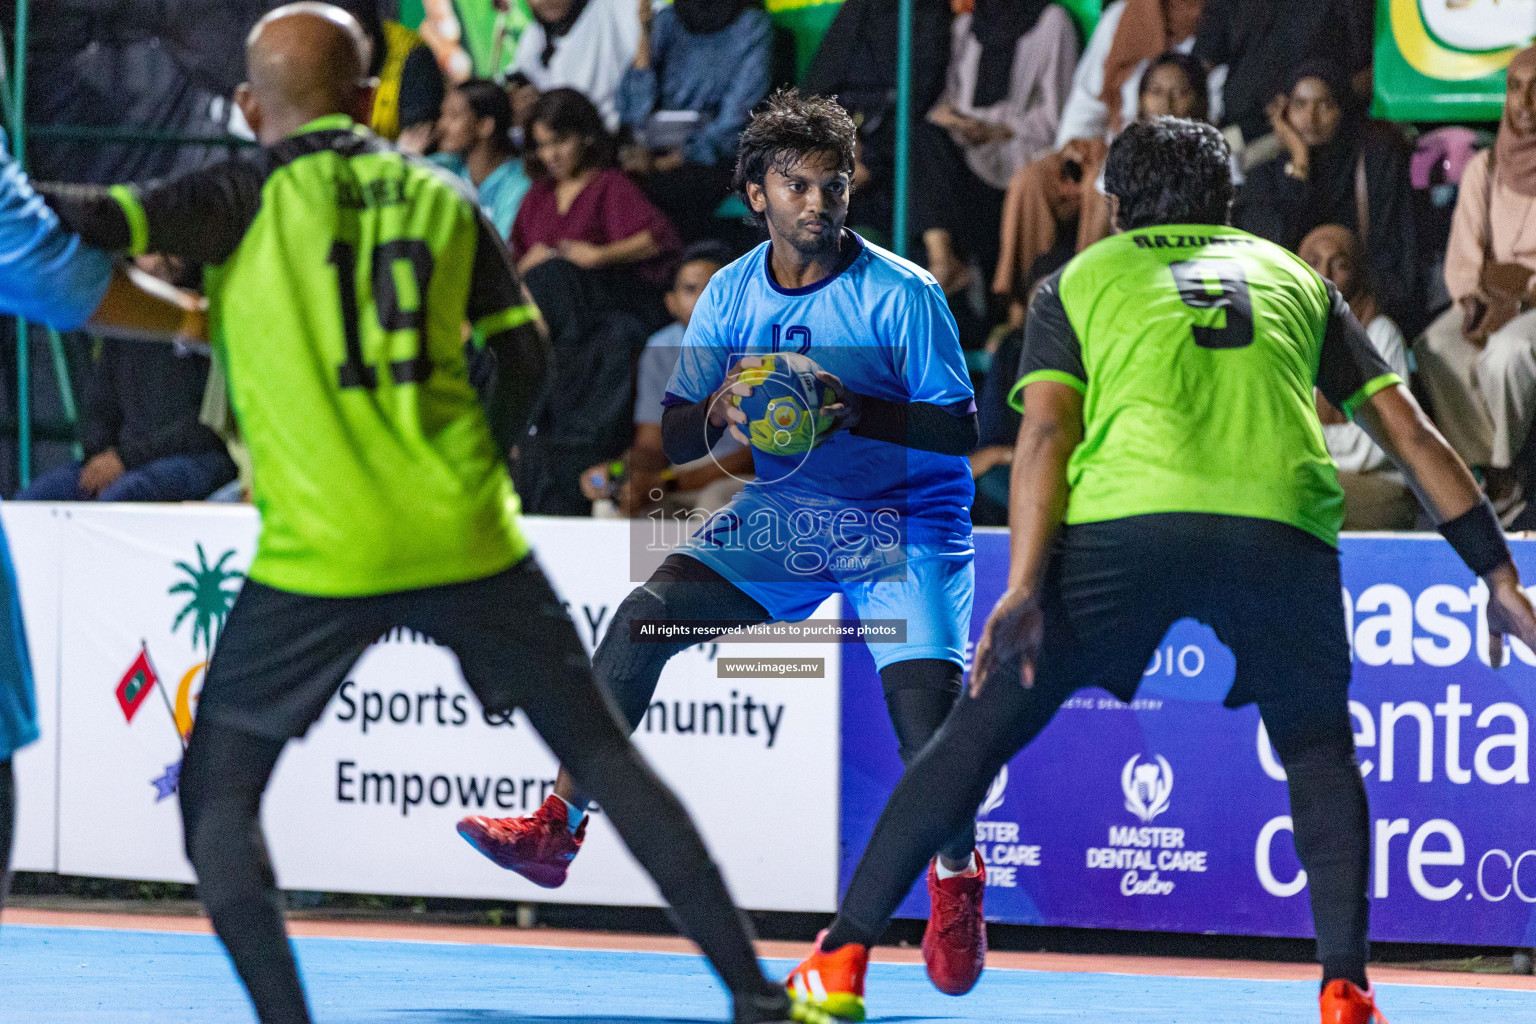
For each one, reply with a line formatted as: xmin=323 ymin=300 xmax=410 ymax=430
xmin=823 ymin=515 xmax=1372 ymax=988
xmin=178 ymin=556 xmax=782 ymax=1024
xmin=582 ymin=555 xmax=975 ymax=864
xmin=1 ymin=758 xmax=13 ymax=912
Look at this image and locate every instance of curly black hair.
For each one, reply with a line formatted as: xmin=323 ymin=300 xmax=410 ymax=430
xmin=1103 ymin=117 xmax=1234 ymax=231
xmin=733 ymin=89 xmax=856 ymax=224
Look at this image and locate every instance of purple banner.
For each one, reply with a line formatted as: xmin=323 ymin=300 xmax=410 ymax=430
xmin=839 ymin=532 xmax=1536 ymax=944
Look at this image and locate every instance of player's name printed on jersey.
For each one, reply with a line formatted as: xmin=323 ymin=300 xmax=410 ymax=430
xmin=1083 ymin=753 xmax=1210 ymax=897
xmin=973 ymin=767 xmax=1042 ymax=888
xmin=1131 ymin=232 xmax=1258 ymax=250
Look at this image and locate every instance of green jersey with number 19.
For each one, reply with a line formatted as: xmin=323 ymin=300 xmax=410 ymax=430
xmin=1010 ymin=225 xmax=1401 ymax=547
xmin=53 ymin=115 xmax=538 ymax=596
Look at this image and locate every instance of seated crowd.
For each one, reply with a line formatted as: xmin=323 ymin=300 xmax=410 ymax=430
xmin=30 ymin=0 xmax=1536 ymax=536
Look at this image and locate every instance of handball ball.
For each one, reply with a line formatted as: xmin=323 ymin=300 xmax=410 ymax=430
xmin=731 ymin=353 xmax=836 ymax=457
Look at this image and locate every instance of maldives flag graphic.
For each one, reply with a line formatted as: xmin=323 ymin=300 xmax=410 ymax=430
xmin=116 ymin=646 xmax=158 ymax=723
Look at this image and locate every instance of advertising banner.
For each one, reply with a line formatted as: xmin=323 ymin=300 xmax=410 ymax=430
xmin=1374 ymin=0 xmax=1535 ymax=122
xmin=842 ymin=531 xmax=1536 ymax=945
xmin=49 ymin=507 xmax=840 ymax=912
xmin=7 ymin=506 xmax=63 ymax=873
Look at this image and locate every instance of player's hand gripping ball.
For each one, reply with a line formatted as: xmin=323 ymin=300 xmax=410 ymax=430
xmin=730 ymin=353 xmax=837 ymax=457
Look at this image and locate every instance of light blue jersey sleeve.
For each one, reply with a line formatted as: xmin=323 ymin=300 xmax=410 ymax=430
xmin=0 ymin=131 xmax=113 ymax=331
xmin=896 ymin=280 xmax=974 ymax=410
xmin=664 ymin=274 xmax=734 ymax=405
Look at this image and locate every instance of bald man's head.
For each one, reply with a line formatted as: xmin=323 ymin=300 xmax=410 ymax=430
xmin=237 ymin=3 xmax=374 ymax=144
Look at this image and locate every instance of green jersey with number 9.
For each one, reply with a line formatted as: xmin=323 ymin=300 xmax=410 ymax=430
xmin=1009 ymin=225 xmax=1401 ymax=547
xmin=53 ymin=115 xmax=540 ymax=596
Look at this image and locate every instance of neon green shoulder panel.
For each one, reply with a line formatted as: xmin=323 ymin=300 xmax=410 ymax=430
xmin=1056 ymin=226 xmax=1345 ymax=545
xmin=211 ymin=143 xmax=527 ymax=596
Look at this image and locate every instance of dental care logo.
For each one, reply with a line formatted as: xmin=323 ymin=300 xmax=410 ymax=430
xmin=1087 ymin=751 xmax=1209 ymax=897
xmin=972 ymin=765 xmax=1041 ymax=888
xmin=1122 ymin=753 xmax=1173 ymax=824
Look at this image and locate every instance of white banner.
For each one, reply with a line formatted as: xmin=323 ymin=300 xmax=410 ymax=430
xmin=43 ymin=507 xmax=839 ymax=911
xmin=7 ymin=505 xmax=63 ymax=872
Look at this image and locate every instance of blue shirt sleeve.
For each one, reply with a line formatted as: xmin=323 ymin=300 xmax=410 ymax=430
xmin=664 ymin=276 xmax=732 ymax=405
xmin=897 ymin=280 xmax=974 ymax=411
xmin=0 ymin=135 xmax=111 ymax=330
xmin=635 ymin=324 xmax=684 ymax=423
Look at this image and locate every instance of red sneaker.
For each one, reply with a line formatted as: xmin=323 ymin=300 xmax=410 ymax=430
xmin=785 ymin=930 xmax=869 ymax=1022
xmin=1320 ymin=980 xmax=1390 ymax=1024
xmin=456 ymin=795 xmax=587 ymax=888
xmin=921 ymin=852 xmax=987 ymax=996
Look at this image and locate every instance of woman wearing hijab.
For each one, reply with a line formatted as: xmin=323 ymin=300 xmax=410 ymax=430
xmin=1055 ymin=0 xmax=1212 ymax=146
xmin=1233 ymin=59 xmax=1419 ymax=334
xmin=616 ymin=0 xmax=771 ymax=241
xmin=510 ymin=0 xmax=641 ymax=128
xmin=914 ymin=0 xmax=1078 ymax=294
xmin=1416 ymin=46 xmax=1536 ymax=525
xmin=1299 ymin=224 xmax=1417 ymax=530
xmin=1192 ymin=0 xmax=1372 ymax=155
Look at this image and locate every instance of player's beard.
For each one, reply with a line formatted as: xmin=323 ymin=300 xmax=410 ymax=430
xmin=768 ymin=203 xmax=844 ymax=263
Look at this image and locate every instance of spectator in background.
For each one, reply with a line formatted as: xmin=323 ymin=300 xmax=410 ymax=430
xmin=917 ymin=0 xmax=1078 ymax=295
xmin=1193 ymin=0 xmax=1372 ymax=166
xmin=1416 ymin=45 xmax=1536 ymax=524
xmin=996 ymin=54 xmax=1209 ymax=317
xmin=969 ymin=325 xmax=1023 ymax=527
xmin=506 ymin=72 xmax=542 ymax=144
xmin=512 ymin=87 xmax=680 ymax=309
xmin=19 ymin=257 xmax=234 ymax=503
xmin=436 ymin=78 xmax=530 ymax=239
xmin=617 ymin=0 xmax=771 ymax=242
xmin=1233 ymin=60 xmax=1419 ymax=335
xmin=510 ymin=89 xmax=678 ymax=516
xmin=802 ymin=0 xmax=953 ymax=246
xmin=1300 ymin=225 xmax=1417 ymax=530
xmin=511 ymin=0 xmax=641 ymax=128
xmin=1056 ymin=0 xmax=1209 ymax=147
xmin=581 ymin=241 xmax=753 ymax=517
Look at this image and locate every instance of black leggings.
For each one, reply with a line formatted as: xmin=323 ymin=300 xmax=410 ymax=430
xmin=584 ymin=555 xmax=975 ymax=863
xmin=179 ymin=559 xmax=783 ymax=1024
xmin=1 ymin=758 xmax=13 ymax=912
xmin=825 ymin=517 xmax=1371 ymax=988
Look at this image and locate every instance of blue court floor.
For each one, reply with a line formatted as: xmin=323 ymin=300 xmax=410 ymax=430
xmin=4 ymin=923 xmax=1534 ymax=1023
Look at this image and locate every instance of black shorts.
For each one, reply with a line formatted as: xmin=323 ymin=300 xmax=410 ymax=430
xmin=197 ymin=555 xmax=591 ymax=740
xmin=1035 ymin=513 xmax=1351 ymax=715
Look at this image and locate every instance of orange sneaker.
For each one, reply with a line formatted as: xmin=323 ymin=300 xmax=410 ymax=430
xmin=1320 ymin=979 xmax=1390 ymax=1024
xmin=456 ymin=795 xmax=586 ymax=888
xmin=785 ymin=930 xmax=869 ymax=1022
xmin=921 ymin=852 xmax=987 ymax=995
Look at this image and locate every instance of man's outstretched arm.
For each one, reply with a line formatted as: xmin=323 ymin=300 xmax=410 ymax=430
xmin=1352 ymin=383 xmax=1536 ymax=666
xmin=87 ymin=263 xmax=206 ymax=344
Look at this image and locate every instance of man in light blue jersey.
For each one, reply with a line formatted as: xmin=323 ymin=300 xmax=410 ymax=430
xmin=0 ymin=129 xmax=206 ymax=911
xmin=459 ymin=91 xmax=988 ymax=1004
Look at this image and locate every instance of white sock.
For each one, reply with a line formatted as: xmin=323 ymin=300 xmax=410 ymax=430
xmin=557 ymin=795 xmax=586 ymax=831
xmin=934 ymin=852 xmax=979 ymax=879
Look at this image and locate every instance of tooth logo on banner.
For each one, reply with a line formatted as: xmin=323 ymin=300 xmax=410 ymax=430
xmin=978 ymin=765 xmax=1008 ymax=818
xmin=1122 ymin=754 xmax=1173 ymax=824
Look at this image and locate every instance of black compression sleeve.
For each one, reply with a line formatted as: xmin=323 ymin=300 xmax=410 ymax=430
xmin=1438 ymin=497 xmax=1513 ymax=578
xmin=473 ymin=321 xmax=551 ymax=452
xmin=851 ymin=396 xmax=980 ymax=455
xmin=661 ymin=399 xmax=726 ymax=465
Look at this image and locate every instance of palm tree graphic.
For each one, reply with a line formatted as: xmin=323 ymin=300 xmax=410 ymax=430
xmin=169 ymin=544 xmax=243 ymax=655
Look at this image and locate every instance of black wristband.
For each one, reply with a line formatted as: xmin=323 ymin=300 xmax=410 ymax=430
xmin=1438 ymin=497 xmax=1513 ymax=578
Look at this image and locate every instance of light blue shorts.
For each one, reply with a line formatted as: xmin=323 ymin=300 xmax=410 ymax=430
xmin=0 ymin=512 xmax=36 ymax=761
xmin=682 ymin=487 xmax=975 ymax=671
